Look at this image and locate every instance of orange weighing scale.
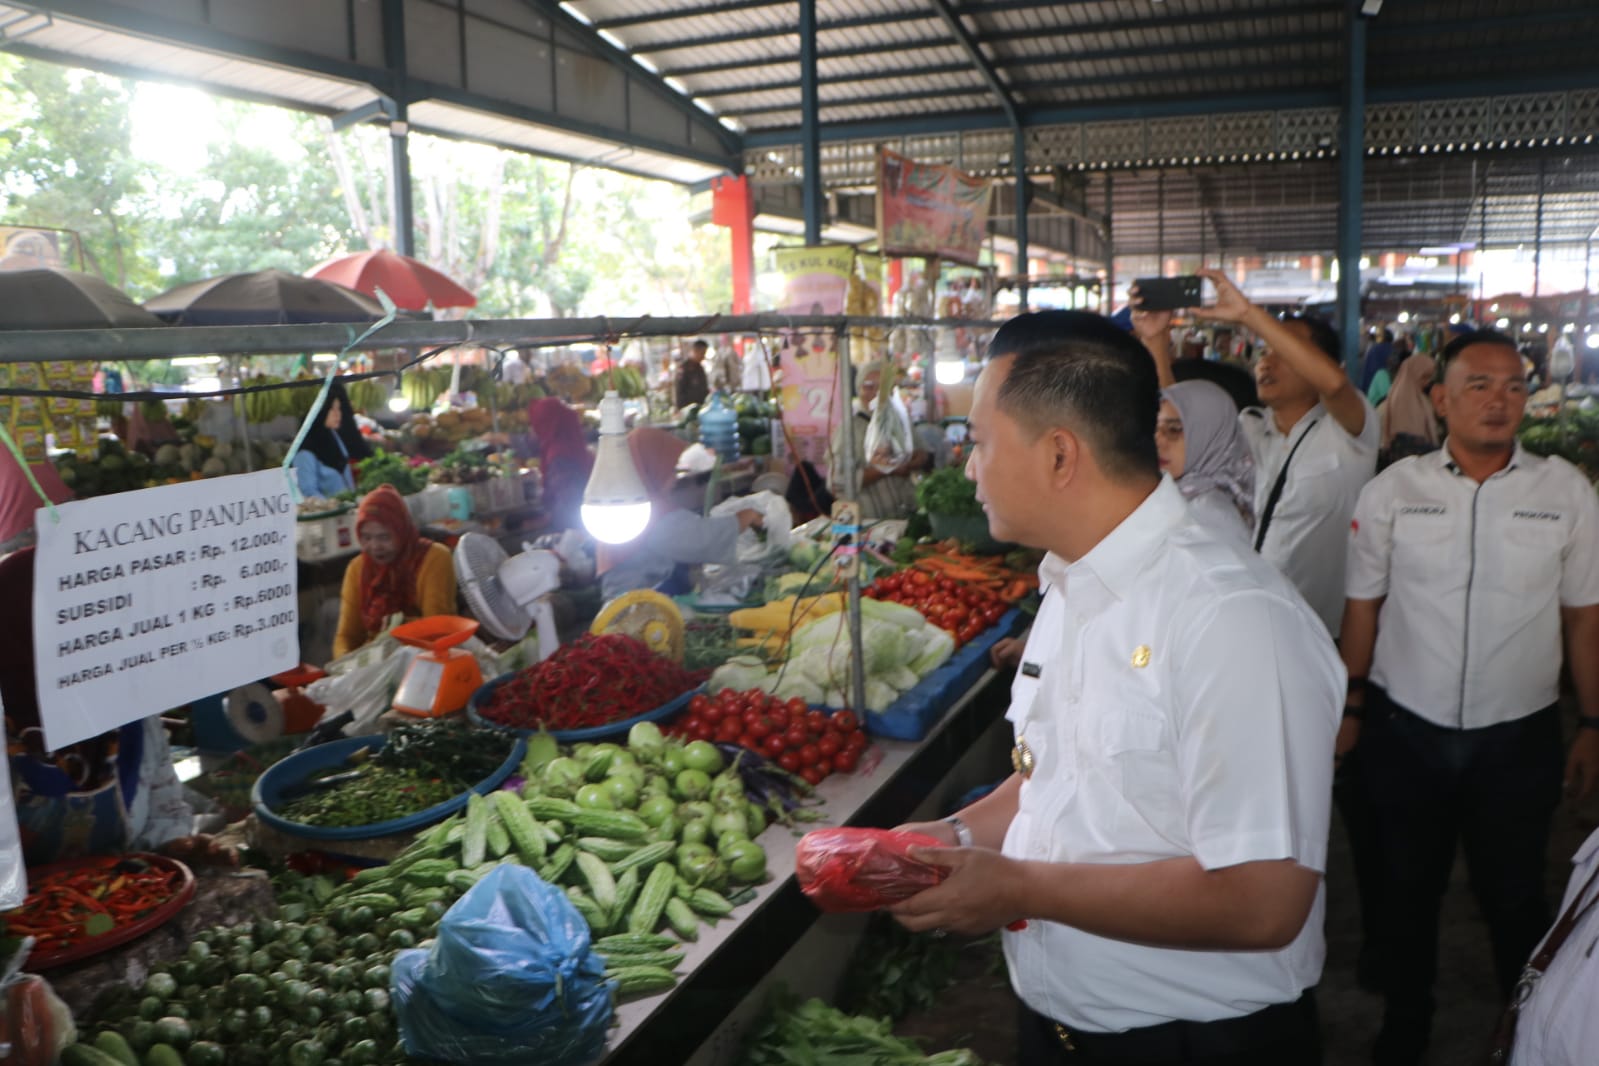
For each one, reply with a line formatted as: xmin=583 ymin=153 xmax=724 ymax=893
xmin=391 ymin=616 xmax=484 ymax=718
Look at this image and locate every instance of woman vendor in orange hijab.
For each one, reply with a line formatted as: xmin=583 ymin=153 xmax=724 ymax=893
xmin=596 ymin=427 xmax=764 ymax=601
xmin=333 ymin=485 xmax=457 ymax=657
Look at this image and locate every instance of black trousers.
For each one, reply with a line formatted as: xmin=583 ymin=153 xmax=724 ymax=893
xmin=1332 ymin=744 xmax=1385 ymax=974
xmin=1017 ymin=992 xmax=1321 ymax=1066
xmin=1361 ymin=693 xmax=1562 ymax=1058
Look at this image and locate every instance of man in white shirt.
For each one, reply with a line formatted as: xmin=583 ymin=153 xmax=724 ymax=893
xmin=892 ymin=310 xmax=1342 ymax=1065
xmin=499 ymin=349 xmax=532 ymax=386
xmin=1341 ymin=330 xmax=1599 ymax=1066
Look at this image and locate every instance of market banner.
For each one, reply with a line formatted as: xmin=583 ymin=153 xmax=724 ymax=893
xmin=773 ymin=245 xmax=853 ymax=469
xmin=876 ymin=149 xmax=993 ymax=266
xmin=32 ymin=469 xmax=299 ymax=749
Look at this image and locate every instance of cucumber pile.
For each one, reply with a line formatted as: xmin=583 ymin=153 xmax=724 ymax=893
xmin=62 ymin=724 xmax=806 ymax=1066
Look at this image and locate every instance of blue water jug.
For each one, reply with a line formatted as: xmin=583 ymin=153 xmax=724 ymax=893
xmin=698 ymin=391 xmax=741 ymax=464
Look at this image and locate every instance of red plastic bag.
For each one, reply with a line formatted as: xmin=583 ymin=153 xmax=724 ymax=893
xmin=794 ymin=828 xmax=948 ymax=913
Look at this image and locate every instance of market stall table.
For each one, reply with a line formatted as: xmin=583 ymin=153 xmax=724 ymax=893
xmin=595 ymin=659 xmax=1015 ymax=1065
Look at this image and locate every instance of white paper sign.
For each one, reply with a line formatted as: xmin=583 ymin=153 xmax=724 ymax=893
xmin=32 ymin=469 xmax=300 ymax=749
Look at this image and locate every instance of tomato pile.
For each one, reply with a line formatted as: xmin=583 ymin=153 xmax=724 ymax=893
xmin=865 ymin=570 xmax=1009 ymax=647
xmin=671 ymin=688 xmax=867 ymax=787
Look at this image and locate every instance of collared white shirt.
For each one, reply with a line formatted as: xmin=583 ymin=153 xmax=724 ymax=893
xmin=1241 ymin=398 xmax=1379 ymax=636
xmin=1511 ymin=827 xmax=1599 ymax=1066
xmin=1002 ymin=476 xmax=1343 ymax=1033
xmin=1346 ymin=443 xmax=1599 ymax=729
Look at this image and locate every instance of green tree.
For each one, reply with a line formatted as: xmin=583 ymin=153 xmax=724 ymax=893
xmin=0 ymin=56 xmax=157 ymax=290
xmin=156 ymin=106 xmax=363 ymax=283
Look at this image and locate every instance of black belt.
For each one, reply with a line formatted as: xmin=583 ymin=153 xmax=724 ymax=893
xmin=1038 ymin=990 xmax=1317 ymax=1062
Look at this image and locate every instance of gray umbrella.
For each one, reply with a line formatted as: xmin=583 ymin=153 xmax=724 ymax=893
xmin=144 ymin=268 xmax=385 ymax=326
xmin=0 ymin=268 xmax=165 ymax=330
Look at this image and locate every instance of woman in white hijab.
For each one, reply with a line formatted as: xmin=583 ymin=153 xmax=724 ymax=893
xmin=1157 ymin=380 xmax=1256 ymax=542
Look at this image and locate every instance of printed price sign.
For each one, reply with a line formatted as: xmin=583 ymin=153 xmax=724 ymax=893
xmin=32 ymin=470 xmax=299 ymax=749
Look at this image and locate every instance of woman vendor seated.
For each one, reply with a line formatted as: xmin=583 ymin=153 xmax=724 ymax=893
xmin=292 ymin=383 xmax=370 ymax=500
xmin=0 ymin=548 xmax=233 ymax=867
xmin=334 ymin=485 xmax=457 ymax=657
xmin=598 ymin=427 xmax=764 ymax=601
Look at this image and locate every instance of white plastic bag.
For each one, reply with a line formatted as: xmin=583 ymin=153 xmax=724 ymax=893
xmin=305 ymin=647 xmax=418 ymax=734
xmin=710 ymin=491 xmax=793 ymax=565
xmin=864 ymin=393 xmax=914 ymax=475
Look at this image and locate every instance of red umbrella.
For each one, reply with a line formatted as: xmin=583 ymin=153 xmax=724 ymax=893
xmin=306 ymin=249 xmax=477 ymax=311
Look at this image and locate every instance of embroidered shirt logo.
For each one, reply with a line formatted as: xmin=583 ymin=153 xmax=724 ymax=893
xmin=1399 ymin=505 xmax=1447 ymax=516
xmin=1512 ymin=509 xmax=1562 ymax=522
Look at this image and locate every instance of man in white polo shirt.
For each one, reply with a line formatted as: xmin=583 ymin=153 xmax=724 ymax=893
xmin=892 ymin=311 xmax=1342 ymax=1065
xmin=1190 ymin=269 xmax=1380 ymax=637
xmin=1340 ymin=329 xmax=1599 ymax=1066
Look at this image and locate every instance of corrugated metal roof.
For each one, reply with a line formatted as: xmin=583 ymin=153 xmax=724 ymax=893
xmin=2 ymin=6 xmax=377 ymax=113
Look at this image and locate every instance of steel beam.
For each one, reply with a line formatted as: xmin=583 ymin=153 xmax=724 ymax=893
xmin=800 ymin=0 xmax=822 ymax=245
xmin=513 ymin=0 xmax=741 ymax=156
xmin=637 ymin=9 xmax=934 ymax=55
xmin=743 ymin=90 xmax=1341 ymax=147
xmin=382 ymin=0 xmax=415 ymax=257
xmin=331 ymin=96 xmax=397 ymax=132
xmin=1337 ymin=4 xmax=1367 ymax=371
xmin=928 ymin=0 xmax=1019 ymax=128
xmin=697 ymin=63 xmax=977 ymax=101
xmin=595 ymin=0 xmax=790 ymax=31
xmin=638 ymin=0 xmax=1337 ymax=54
xmin=662 ymin=35 xmax=959 ymax=79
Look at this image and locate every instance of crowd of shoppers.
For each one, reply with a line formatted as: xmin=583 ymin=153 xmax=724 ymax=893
xmin=940 ymin=294 xmax=1598 ymax=1066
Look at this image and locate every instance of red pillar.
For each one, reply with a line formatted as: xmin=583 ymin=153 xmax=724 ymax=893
xmin=712 ymin=175 xmax=756 ymax=314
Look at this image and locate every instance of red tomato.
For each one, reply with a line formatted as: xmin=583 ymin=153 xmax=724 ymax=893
xmin=817 ymin=733 xmax=842 ymax=757
xmin=702 ymin=704 xmax=726 ymax=725
xmin=830 ymin=710 xmax=860 ymax=733
xmin=779 ymin=751 xmax=802 ymax=773
xmin=689 ymin=694 xmax=711 ymax=716
xmin=785 ymin=697 xmax=809 ymax=718
xmin=767 ymin=704 xmax=790 ymax=729
xmin=844 ymin=730 xmax=868 ymax=753
xmin=749 ymin=718 xmax=773 ymax=741
xmin=783 ymin=724 xmax=809 ymax=750
xmin=716 ymin=719 xmax=741 ymax=742
xmin=763 ymin=733 xmax=787 ymax=759
xmin=804 ymin=710 xmax=830 ymax=734
xmin=815 ymin=757 xmax=834 ymax=777
xmin=687 ymin=721 xmax=713 ymax=742
xmin=834 ymin=748 xmax=860 ymax=773
xmin=800 ymin=766 xmax=825 ymax=786
xmin=798 ymin=743 xmax=820 ymax=766
xmin=717 ymin=688 xmax=742 ymax=708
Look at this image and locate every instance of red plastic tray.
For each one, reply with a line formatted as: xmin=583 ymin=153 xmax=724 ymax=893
xmin=9 ymin=853 xmax=197 ymax=970
xmin=390 ymin=615 xmax=479 ymax=652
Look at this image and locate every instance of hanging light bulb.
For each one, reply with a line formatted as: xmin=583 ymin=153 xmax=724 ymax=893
xmin=581 ymin=390 xmax=651 ymax=545
xmin=934 ymin=358 xmax=966 ymax=385
xmin=387 ymin=371 xmax=410 ymax=412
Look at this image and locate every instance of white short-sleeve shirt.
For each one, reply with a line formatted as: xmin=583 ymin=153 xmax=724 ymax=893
xmin=1345 ymin=444 xmax=1599 ymax=728
xmin=1510 ymin=828 xmax=1599 ymax=1066
xmin=1241 ymin=398 xmax=1379 ymax=636
xmin=1002 ymin=476 xmax=1343 ymax=1033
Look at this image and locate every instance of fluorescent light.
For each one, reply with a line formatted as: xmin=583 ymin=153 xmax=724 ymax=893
xmin=934 ymin=359 xmax=966 ymax=386
xmin=170 ymin=356 xmax=221 ymax=367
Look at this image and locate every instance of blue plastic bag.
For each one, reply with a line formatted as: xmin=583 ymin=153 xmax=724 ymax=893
xmin=392 ymin=864 xmax=613 ymax=1065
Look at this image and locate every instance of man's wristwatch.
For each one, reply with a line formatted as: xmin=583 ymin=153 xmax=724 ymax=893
xmin=944 ymin=816 xmax=974 ymax=848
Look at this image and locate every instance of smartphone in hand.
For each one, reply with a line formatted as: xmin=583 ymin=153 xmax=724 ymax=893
xmin=1132 ymin=276 xmax=1204 ymax=311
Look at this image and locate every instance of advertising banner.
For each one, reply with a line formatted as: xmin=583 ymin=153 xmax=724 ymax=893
xmin=773 ymin=245 xmax=854 ymax=469
xmin=876 ymin=149 xmax=993 ymax=266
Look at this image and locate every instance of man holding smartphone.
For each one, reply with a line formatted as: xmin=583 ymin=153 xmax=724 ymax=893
xmin=1137 ymin=270 xmax=1378 ymax=638
xmin=1137 ymin=271 xmax=1384 ymax=988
